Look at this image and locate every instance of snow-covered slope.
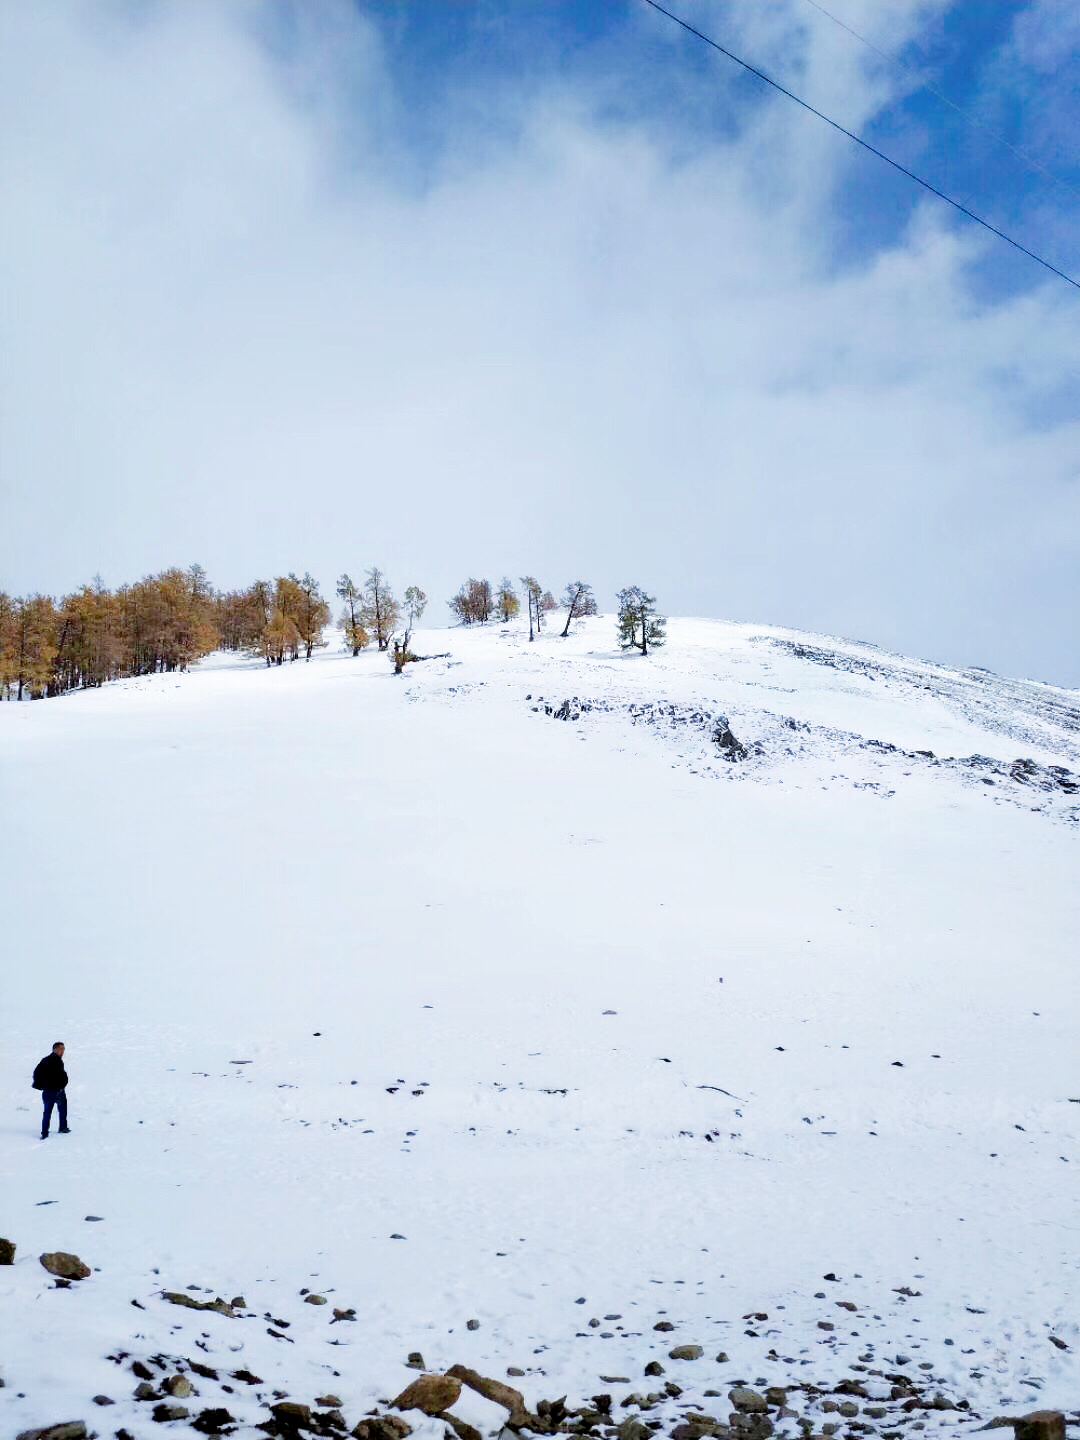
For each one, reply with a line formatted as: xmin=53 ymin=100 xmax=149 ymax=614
xmin=1 ymin=617 xmax=1077 ymax=1439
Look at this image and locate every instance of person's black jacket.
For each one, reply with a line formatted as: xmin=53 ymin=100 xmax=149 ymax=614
xmin=33 ymin=1054 xmax=67 ymax=1091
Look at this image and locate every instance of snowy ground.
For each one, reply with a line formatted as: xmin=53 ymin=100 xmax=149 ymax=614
xmin=1 ymin=616 xmax=1077 ymax=1438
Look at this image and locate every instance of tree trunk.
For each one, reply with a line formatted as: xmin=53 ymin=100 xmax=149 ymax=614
xmin=561 ymin=586 xmax=581 ymax=639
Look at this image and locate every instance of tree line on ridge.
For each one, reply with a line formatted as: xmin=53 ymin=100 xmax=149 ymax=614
xmin=0 ymin=567 xmax=665 ymax=701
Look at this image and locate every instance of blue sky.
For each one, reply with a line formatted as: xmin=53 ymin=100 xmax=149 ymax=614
xmin=326 ymin=0 xmax=1079 ymax=298
xmin=1 ymin=0 xmax=1078 ymax=682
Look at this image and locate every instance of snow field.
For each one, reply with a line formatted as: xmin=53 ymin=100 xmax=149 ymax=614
xmin=1 ymin=617 xmax=1077 ymax=1436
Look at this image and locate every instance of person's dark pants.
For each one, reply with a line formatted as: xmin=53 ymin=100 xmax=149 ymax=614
xmin=41 ymin=1088 xmax=67 ymax=1137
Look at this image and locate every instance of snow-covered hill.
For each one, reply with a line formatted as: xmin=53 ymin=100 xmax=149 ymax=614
xmin=2 ymin=617 xmax=1077 ymax=1439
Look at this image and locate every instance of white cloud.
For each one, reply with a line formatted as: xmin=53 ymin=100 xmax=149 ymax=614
xmin=1 ymin=0 xmax=1077 ymax=682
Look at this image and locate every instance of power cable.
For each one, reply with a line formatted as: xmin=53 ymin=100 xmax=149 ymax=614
xmin=639 ymin=0 xmax=1080 ymax=292
xmin=798 ymin=0 xmax=1080 ymax=203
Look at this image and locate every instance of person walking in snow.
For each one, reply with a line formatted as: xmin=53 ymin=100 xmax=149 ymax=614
xmin=33 ymin=1042 xmax=70 ymax=1139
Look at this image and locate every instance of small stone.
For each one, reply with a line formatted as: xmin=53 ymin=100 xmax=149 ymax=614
xmin=507 ymin=1367 xmax=526 ymax=1377
xmin=316 ymin=1396 xmax=344 ymax=1407
xmin=231 ymin=1296 xmax=246 ymax=1308
xmin=467 ymin=1318 xmax=480 ymax=1330
xmin=644 ymin=1362 xmax=665 ymax=1377
xmin=817 ymin=1322 xmax=834 ymax=1332
xmin=305 ymin=1293 xmax=328 ymax=1305
xmin=654 ymin=1321 xmax=676 ymax=1332
xmin=866 ymin=1408 xmax=888 ymax=1419
xmin=0 ymin=1237 xmax=15 ymax=1264
xmin=39 ymin=1252 xmax=91 ymax=1280
xmin=152 ymin=1404 xmax=191 ymax=1422
xmin=16 ymin=1428 xmax=89 ymax=1440
xmin=392 ymin=1375 xmax=462 ymax=1415
xmin=164 ymin=1375 xmax=194 ymax=1398
xmin=838 ymin=1404 xmax=859 ymax=1418
xmin=271 ymin=1401 xmax=312 ymax=1427
xmin=669 ymin=1346 xmax=704 ymax=1361
xmin=405 ymin=1351 xmax=425 ymax=1370
xmin=191 ymin=1410 xmax=238 ymax=1435
xmin=618 ymin=1420 xmax=650 ymax=1440
xmin=135 ymin=1383 xmax=158 ymax=1400
xmin=351 ymin=1419 xmax=413 ymax=1440
xmin=765 ymin=1390 xmax=787 ymax=1408
xmin=93 ymin=1396 xmax=115 ymax=1406
xmin=715 ymin=1353 xmax=730 ymax=1364
xmin=729 ymin=1391 xmax=768 ymax=1413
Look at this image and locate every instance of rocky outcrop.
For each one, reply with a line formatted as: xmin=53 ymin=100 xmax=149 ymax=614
xmin=445 ymin=1364 xmax=529 ymax=1427
xmin=161 ymin=1290 xmax=235 ymax=1316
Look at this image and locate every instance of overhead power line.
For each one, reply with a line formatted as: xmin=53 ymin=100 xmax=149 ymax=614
xmin=798 ymin=0 xmax=1080 ymax=203
xmin=639 ymin=0 xmax=1080 ymax=292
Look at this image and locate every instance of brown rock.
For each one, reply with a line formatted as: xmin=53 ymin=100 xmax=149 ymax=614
xmin=39 ymin=1252 xmax=91 ymax=1280
xmin=669 ymin=1346 xmax=704 ymax=1361
xmin=0 ymin=1237 xmax=15 ymax=1264
xmin=317 ymin=1396 xmax=344 ymax=1408
xmin=445 ymin=1365 xmax=529 ymax=1427
xmin=393 ymin=1375 xmax=463 ymax=1416
xmin=164 ymin=1374 xmax=195 ymax=1397
xmin=1013 ymin=1415 xmax=1065 ymax=1440
xmin=305 ymin=1293 xmax=328 ymax=1305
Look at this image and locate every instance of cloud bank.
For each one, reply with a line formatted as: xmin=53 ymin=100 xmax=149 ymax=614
xmin=1 ymin=0 xmax=1078 ymax=682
